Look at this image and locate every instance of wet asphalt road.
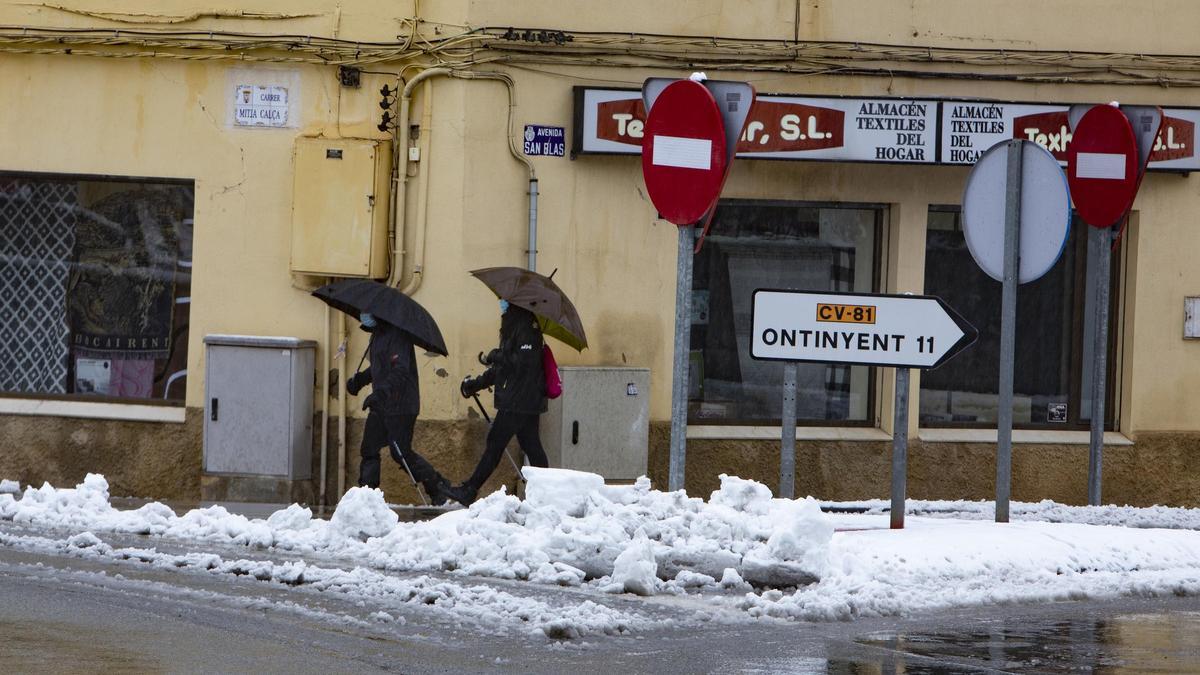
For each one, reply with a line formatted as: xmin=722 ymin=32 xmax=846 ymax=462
xmin=2 ymin=525 xmax=1200 ymax=674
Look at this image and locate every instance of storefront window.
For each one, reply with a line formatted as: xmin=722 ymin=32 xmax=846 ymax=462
xmin=689 ymin=200 xmax=882 ymax=425
xmin=0 ymin=173 xmax=194 ymax=404
xmin=920 ymin=207 xmax=1116 ymax=428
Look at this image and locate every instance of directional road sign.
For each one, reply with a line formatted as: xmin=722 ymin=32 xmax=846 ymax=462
xmin=1068 ymin=105 xmax=1139 ymax=228
xmin=641 ymin=80 xmax=728 ymax=226
xmin=750 ymin=290 xmax=978 ymax=369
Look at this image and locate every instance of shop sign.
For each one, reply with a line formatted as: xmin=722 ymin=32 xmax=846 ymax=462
xmin=523 ymin=124 xmax=566 ymax=156
xmin=234 ymin=85 xmax=289 ymax=128
xmin=750 ymin=289 xmax=977 ymax=369
xmin=573 ymin=88 xmax=1200 ymax=172
xmin=578 ymin=88 xmax=937 ymax=164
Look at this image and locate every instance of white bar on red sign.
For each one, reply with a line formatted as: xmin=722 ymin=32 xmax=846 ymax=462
xmin=652 ymin=136 xmax=712 ymax=170
xmin=1075 ymin=152 xmax=1127 ymax=180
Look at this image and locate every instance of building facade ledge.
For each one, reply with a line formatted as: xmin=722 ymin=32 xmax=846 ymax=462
xmin=0 ymin=397 xmax=187 ymax=424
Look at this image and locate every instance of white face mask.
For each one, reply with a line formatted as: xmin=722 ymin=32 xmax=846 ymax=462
xmin=499 ymin=300 xmax=510 ymax=315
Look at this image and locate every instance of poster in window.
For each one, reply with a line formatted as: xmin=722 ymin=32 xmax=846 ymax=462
xmin=68 ymin=188 xmax=183 ymax=361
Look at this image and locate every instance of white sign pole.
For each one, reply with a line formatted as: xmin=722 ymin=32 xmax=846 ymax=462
xmin=890 ymin=367 xmax=910 ymax=529
xmin=1087 ymin=224 xmax=1112 ymax=505
xmin=779 ymin=362 xmax=797 ymax=499
xmin=668 ymin=225 xmax=694 ymax=492
xmin=995 ymin=139 xmax=1023 ymax=524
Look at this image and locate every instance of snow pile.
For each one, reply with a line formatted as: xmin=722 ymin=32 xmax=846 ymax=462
xmin=0 ymin=470 xmax=834 ymax=594
xmin=329 ymin=487 xmax=398 ymax=540
xmin=368 ymin=470 xmax=832 ymax=591
xmin=609 ymin=535 xmax=658 ymax=596
xmin=5 ymin=472 xmax=1200 ymax=623
xmin=741 ymin=517 xmax=1200 ymax=621
xmin=0 ymin=479 xmax=20 ymax=494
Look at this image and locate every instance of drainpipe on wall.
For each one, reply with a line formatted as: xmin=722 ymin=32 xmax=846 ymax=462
xmin=387 ymin=68 xmax=538 ymax=292
xmin=320 ymin=299 xmax=330 ymax=508
xmin=388 ymin=67 xmax=449 ymax=290
xmin=527 ymin=177 xmax=538 ymax=272
xmin=336 ymin=311 xmax=347 ymax=498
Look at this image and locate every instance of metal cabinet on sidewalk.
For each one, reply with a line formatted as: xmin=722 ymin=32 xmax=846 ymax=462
xmin=203 ymin=335 xmax=316 ymax=492
xmin=540 ymin=367 xmax=650 ymax=481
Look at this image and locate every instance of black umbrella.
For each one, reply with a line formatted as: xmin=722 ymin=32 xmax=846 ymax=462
xmin=312 ymin=279 xmax=448 ymax=356
xmin=469 ymin=267 xmax=587 ymax=351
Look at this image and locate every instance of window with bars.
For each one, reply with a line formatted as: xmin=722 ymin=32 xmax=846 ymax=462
xmin=0 ymin=173 xmax=194 ymax=404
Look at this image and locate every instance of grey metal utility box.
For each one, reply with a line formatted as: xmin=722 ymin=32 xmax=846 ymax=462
xmin=540 ymin=367 xmax=650 ymax=481
xmin=203 ymin=335 xmax=316 ymax=480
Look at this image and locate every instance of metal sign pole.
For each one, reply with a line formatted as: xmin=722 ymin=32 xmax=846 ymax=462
xmin=1088 ymin=224 xmax=1113 ymax=505
xmin=996 ymin=139 xmax=1023 ymax=524
xmin=668 ymin=224 xmax=694 ymax=492
xmin=890 ymin=367 xmax=910 ymax=529
xmin=779 ymin=362 xmax=797 ymax=499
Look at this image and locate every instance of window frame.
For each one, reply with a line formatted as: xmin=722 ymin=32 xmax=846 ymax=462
xmin=0 ymin=169 xmax=195 ymax=408
xmin=920 ymin=204 xmax=1119 ymax=431
xmin=687 ymin=198 xmax=887 ymax=428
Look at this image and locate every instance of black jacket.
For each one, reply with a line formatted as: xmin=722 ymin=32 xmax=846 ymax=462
xmin=350 ymin=322 xmax=420 ymax=416
xmin=475 ymin=306 xmax=546 ymax=414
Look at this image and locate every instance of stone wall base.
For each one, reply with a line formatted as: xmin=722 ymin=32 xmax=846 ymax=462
xmin=200 ymin=474 xmax=316 ymax=505
xmin=3 ymin=411 xmax=1199 ymax=508
xmin=647 ymin=424 xmax=1200 ymax=508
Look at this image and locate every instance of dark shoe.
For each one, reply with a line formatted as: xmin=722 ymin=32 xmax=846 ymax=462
xmin=423 ymin=478 xmax=450 ymax=507
xmin=441 ymin=483 xmax=478 ymax=507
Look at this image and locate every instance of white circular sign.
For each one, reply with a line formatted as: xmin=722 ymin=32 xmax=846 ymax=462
xmin=962 ymin=140 xmax=1071 ymax=284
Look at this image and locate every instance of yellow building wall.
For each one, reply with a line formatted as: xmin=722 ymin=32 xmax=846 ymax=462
xmin=2 ymin=0 xmax=1200 ymax=437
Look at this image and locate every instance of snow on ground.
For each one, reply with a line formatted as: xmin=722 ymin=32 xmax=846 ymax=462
xmin=0 ymin=479 xmax=19 ymax=494
xmin=822 ymin=498 xmax=1200 ymax=530
xmin=3 ymin=470 xmax=1200 ymax=625
xmin=0 ymin=528 xmax=652 ymax=639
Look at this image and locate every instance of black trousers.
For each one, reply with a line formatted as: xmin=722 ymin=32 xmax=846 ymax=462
xmin=358 ymin=412 xmax=441 ymax=489
xmin=464 ymin=411 xmax=548 ymax=490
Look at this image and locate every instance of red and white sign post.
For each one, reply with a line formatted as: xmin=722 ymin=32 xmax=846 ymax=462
xmin=641 ymin=77 xmax=753 ymax=493
xmin=1067 ymin=104 xmax=1161 ymax=506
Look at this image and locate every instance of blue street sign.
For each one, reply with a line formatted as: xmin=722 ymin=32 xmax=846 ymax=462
xmin=523 ymin=125 xmax=565 ymax=157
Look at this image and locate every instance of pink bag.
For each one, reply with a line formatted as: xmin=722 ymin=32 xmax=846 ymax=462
xmin=542 ymin=344 xmax=562 ymax=399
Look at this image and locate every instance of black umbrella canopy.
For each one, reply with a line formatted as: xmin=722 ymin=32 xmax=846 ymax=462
xmin=469 ymin=267 xmax=587 ymax=351
xmin=312 ymin=279 xmax=448 ymax=356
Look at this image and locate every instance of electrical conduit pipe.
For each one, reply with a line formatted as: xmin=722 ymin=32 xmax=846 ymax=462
xmin=387 ymin=68 xmax=538 ymax=292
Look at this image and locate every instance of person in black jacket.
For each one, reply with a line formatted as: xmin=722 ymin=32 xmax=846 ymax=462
xmin=453 ymin=301 xmax=549 ymax=505
xmin=347 ymin=312 xmax=453 ymax=504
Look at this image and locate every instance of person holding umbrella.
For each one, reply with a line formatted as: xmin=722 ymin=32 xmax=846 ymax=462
xmin=312 ymin=280 xmax=454 ymax=505
xmin=452 ymin=267 xmax=587 ymax=506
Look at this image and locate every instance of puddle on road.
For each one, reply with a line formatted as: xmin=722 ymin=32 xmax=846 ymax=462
xmin=0 ymin=619 xmax=164 ymax=673
xmin=848 ymin=611 xmax=1200 ymax=673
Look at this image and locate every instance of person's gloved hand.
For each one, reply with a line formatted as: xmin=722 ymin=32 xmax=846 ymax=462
xmin=483 ymin=349 xmax=500 ymax=365
xmin=362 ymin=391 xmax=382 ymax=412
xmin=346 ymin=371 xmax=368 ymax=396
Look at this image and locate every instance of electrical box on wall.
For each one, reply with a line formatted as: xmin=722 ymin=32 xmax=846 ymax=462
xmin=1186 ymin=297 xmax=1200 ymax=339
xmin=540 ymin=367 xmax=650 ymax=482
xmin=290 ymin=137 xmax=391 ymax=278
xmin=203 ymin=335 xmax=316 ymax=480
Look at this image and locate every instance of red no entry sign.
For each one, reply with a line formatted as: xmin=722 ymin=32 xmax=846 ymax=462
xmin=640 ymin=80 xmax=728 ymax=226
xmin=1067 ymin=105 xmax=1139 ymax=228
